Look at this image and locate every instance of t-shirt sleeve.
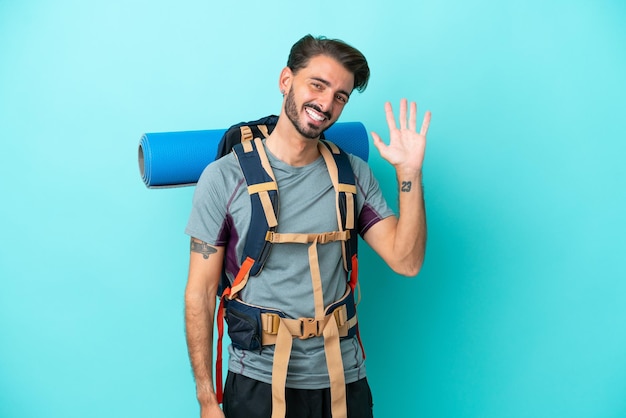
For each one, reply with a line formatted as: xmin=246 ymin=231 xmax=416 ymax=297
xmin=348 ymin=154 xmax=395 ymax=237
xmin=184 ymin=158 xmax=232 ymax=246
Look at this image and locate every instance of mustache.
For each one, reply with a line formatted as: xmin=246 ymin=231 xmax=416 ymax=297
xmin=305 ymin=103 xmax=331 ymax=120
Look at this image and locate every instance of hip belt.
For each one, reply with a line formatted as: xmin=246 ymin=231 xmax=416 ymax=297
xmin=223 ymin=286 xmax=358 ymax=418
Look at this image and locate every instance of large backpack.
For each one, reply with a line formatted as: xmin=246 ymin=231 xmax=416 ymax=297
xmin=214 ymin=115 xmax=357 ymax=293
xmin=213 ymin=116 xmax=362 ymax=418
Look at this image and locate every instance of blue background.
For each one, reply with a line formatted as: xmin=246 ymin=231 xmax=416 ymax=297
xmin=1 ymin=1 xmax=625 ymax=417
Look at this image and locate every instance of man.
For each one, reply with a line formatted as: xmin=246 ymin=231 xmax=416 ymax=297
xmin=184 ymin=34 xmax=431 ymax=418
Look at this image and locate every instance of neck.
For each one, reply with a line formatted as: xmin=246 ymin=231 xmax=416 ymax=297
xmin=265 ymin=117 xmax=320 ymax=166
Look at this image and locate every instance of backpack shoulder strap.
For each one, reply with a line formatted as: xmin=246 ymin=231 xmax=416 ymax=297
xmin=215 ymin=116 xmax=281 ymax=296
xmin=317 ymin=140 xmax=359 ymax=284
xmin=232 ymin=137 xmax=279 ymax=280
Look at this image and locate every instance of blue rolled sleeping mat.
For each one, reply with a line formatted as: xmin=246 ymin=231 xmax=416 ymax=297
xmin=138 ymin=120 xmax=369 ymax=188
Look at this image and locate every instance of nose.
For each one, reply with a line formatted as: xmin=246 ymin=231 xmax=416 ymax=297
xmin=316 ymin=90 xmax=334 ymax=113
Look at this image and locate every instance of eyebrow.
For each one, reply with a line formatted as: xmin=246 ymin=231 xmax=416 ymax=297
xmin=310 ymin=77 xmax=351 ymax=99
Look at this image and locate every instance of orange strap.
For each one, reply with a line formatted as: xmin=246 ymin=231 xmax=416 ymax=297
xmin=216 ymin=294 xmax=226 ymax=403
xmin=347 ymin=254 xmax=366 ymax=359
xmin=229 ymin=256 xmax=255 ymax=298
xmin=215 ymin=257 xmax=256 ymax=404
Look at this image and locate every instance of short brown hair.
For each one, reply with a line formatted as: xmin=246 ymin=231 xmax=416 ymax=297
xmin=286 ymin=34 xmax=370 ymax=93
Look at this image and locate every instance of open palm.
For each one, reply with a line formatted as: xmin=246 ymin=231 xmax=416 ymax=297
xmin=372 ymin=99 xmax=431 ymax=174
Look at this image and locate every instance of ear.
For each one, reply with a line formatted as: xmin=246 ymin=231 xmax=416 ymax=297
xmin=278 ymin=66 xmax=293 ymax=95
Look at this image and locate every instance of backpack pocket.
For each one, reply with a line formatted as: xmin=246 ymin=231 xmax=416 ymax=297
xmin=225 ymin=298 xmax=287 ymax=351
xmin=225 ymin=304 xmax=262 ymax=351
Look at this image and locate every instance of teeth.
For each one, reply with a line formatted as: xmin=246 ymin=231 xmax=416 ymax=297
xmin=306 ymin=107 xmax=324 ymax=121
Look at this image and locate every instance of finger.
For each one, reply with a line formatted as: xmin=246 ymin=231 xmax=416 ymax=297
xmin=399 ymin=98 xmax=407 ymax=129
xmin=420 ymin=110 xmax=432 ymax=136
xmin=409 ymin=101 xmax=417 ymax=132
xmin=371 ymin=131 xmax=385 ymax=150
xmin=383 ymin=101 xmax=397 ymax=130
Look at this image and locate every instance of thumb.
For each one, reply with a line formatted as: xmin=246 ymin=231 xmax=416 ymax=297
xmin=371 ymin=131 xmax=384 ymax=152
xmin=371 ymin=131 xmax=393 ymax=163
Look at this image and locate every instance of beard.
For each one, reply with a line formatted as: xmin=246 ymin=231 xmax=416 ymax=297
xmin=284 ymin=88 xmax=334 ymax=139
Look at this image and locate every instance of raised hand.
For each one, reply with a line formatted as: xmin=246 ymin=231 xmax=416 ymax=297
xmin=371 ymin=98 xmax=431 ymax=174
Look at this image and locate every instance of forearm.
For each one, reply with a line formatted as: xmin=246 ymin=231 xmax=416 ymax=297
xmin=369 ymin=99 xmax=431 ymax=277
xmin=393 ymin=168 xmax=427 ymax=276
xmin=185 ymin=281 xmax=219 ymax=407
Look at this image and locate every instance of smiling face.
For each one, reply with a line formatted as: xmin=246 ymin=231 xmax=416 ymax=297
xmin=280 ymin=54 xmax=355 ymax=140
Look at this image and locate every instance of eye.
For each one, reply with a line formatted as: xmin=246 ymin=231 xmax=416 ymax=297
xmin=311 ymin=82 xmax=323 ymax=90
xmin=335 ymin=94 xmax=348 ymax=104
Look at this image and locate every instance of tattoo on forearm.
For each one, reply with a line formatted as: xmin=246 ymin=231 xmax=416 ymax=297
xmin=190 ymin=239 xmax=217 ymax=259
xmin=401 ymin=181 xmax=413 ymax=192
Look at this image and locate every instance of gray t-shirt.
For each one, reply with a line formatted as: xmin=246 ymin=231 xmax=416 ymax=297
xmin=185 ymin=142 xmax=394 ymax=389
